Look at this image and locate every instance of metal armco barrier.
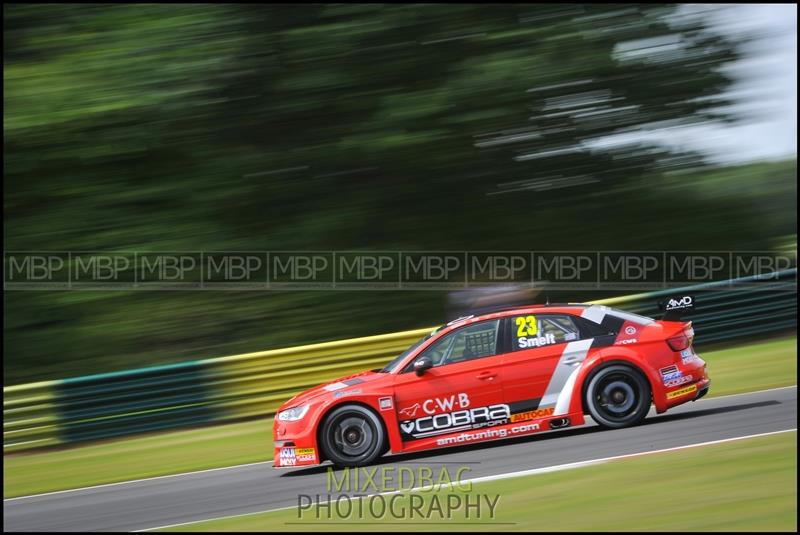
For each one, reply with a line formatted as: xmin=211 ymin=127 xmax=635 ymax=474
xmin=4 ymin=269 xmax=796 ymax=452
xmin=4 ymin=381 xmax=62 ymax=451
xmin=3 ymin=328 xmax=434 ymax=452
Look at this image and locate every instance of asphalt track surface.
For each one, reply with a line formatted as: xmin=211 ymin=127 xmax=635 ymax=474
xmin=4 ymin=386 xmax=797 ymax=532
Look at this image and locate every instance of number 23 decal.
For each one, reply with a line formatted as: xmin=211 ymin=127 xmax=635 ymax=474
xmin=515 ymin=315 xmax=538 ymax=337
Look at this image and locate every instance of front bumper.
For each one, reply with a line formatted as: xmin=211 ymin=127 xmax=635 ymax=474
xmin=275 ymin=444 xmax=320 ymax=468
xmin=273 ymin=418 xmax=321 ymax=468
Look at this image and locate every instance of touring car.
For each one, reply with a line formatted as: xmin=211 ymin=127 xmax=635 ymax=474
xmin=273 ymin=300 xmax=709 ymax=468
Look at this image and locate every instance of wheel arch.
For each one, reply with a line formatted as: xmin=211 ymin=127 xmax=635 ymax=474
xmin=315 ymin=400 xmax=391 ymax=463
xmin=577 ymin=357 xmax=659 ymax=415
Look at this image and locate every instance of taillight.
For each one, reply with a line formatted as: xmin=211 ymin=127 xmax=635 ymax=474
xmin=667 ymin=323 xmax=694 ymax=352
xmin=667 ymin=334 xmax=690 ymax=352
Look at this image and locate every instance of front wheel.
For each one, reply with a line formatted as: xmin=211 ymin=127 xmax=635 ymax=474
xmin=585 ymin=364 xmax=651 ymax=429
xmin=319 ymin=404 xmax=387 ymax=467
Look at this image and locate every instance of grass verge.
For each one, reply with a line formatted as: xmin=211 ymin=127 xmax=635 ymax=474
xmin=161 ymin=431 xmax=798 ymax=532
xmin=4 ymin=335 xmax=796 ymax=498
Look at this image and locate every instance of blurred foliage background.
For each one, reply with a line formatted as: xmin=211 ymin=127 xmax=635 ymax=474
xmin=4 ymin=4 xmax=796 ymax=384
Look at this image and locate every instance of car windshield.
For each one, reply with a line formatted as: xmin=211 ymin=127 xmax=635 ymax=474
xmin=379 ymin=328 xmax=441 ymax=373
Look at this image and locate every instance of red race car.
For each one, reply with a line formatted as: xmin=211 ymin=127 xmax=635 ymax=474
xmin=273 ymin=300 xmax=709 ymax=468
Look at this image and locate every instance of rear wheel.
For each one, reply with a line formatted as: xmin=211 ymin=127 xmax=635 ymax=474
xmin=320 ymin=404 xmax=386 ymax=467
xmin=585 ymin=364 xmax=651 ymax=428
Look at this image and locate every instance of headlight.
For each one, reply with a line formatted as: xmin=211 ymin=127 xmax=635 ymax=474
xmin=277 ymin=405 xmax=309 ymax=422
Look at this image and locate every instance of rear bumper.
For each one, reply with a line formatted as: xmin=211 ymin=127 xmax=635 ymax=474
xmin=693 ymin=381 xmax=710 ymax=401
xmin=662 ymin=376 xmax=711 ymax=409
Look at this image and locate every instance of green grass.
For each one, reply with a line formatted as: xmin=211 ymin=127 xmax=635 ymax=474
xmin=3 ymin=335 xmax=796 ymax=499
xmin=697 ymin=336 xmax=798 ymax=396
xmin=3 ymin=417 xmax=275 ymax=499
xmin=162 ymin=431 xmax=798 ymax=532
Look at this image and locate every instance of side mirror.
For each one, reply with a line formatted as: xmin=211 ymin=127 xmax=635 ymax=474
xmin=413 ymin=356 xmax=433 ymax=376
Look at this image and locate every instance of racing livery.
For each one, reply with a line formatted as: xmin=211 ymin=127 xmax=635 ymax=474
xmin=273 ymin=300 xmax=710 ymax=468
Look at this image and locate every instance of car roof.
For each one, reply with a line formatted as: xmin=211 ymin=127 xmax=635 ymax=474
xmin=442 ymin=303 xmax=592 ymax=332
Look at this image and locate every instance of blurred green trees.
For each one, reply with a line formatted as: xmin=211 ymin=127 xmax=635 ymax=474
xmin=4 ymin=4 xmax=796 ymax=383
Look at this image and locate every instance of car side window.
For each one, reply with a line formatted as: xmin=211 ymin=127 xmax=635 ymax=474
xmin=416 ymin=319 xmax=501 ymax=368
xmin=511 ymin=314 xmax=581 ymax=351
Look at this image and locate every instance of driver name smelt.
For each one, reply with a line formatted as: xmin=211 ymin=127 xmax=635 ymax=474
xmin=518 ymin=332 xmax=556 ymax=349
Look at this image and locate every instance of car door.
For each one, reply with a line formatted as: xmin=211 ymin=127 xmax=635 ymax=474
xmin=500 ymin=313 xmax=593 ymax=418
xmin=392 ymin=318 xmax=507 ymax=442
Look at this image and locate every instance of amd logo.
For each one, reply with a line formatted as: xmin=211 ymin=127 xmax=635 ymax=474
xmin=665 ymin=295 xmax=694 ymax=311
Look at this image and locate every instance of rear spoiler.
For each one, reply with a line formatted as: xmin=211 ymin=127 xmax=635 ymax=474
xmin=658 ymin=295 xmax=695 ymax=322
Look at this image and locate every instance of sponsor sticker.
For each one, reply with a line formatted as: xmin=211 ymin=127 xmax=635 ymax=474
xmin=281 ymin=447 xmax=315 ymax=465
xmin=615 ymin=321 xmax=640 ymax=345
xmin=660 ymin=365 xmax=682 ymax=384
xmin=399 ymin=402 xmax=509 ymax=440
xmin=400 ymin=393 xmax=470 ymax=418
xmin=664 ymin=374 xmax=693 ymax=388
xmin=333 ymin=388 xmax=362 ymax=398
xmin=666 ymin=384 xmax=697 ymax=399
xmin=663 ymin=295 xmax=694 ymax=311
xmin=680 ymin=348 xmax=697 ymax=364
xmin=296 ymin=447 xmax=316 ymax=462
xmin=436 ymin=421 xmax=542 ymax=446
xmin=510 ymin=407 xmax=554 ymax=423
xmin=399 ymin=403 xmax=421 ymax=418
xmin=280 ymin=447 xmax=297 ymax=466
xmin=662 ymin=371 xmax=682 ymax=382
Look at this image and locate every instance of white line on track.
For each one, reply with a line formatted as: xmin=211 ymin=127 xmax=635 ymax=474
xmin=2 ymin=460 xmax=273 ymax=502
xmin=696 ymin=384 xmax=796 ymax=403
xmin=134 ymin=427 xmax=798 ymax=532
xmin=5 ymin=384 xmax=796 ymax=503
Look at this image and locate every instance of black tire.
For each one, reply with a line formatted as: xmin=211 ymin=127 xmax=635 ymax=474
xmin=585 ymin=364 xmax=651 ymax=429
xmin=319 ymin=404 xmax=387 ymax=468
